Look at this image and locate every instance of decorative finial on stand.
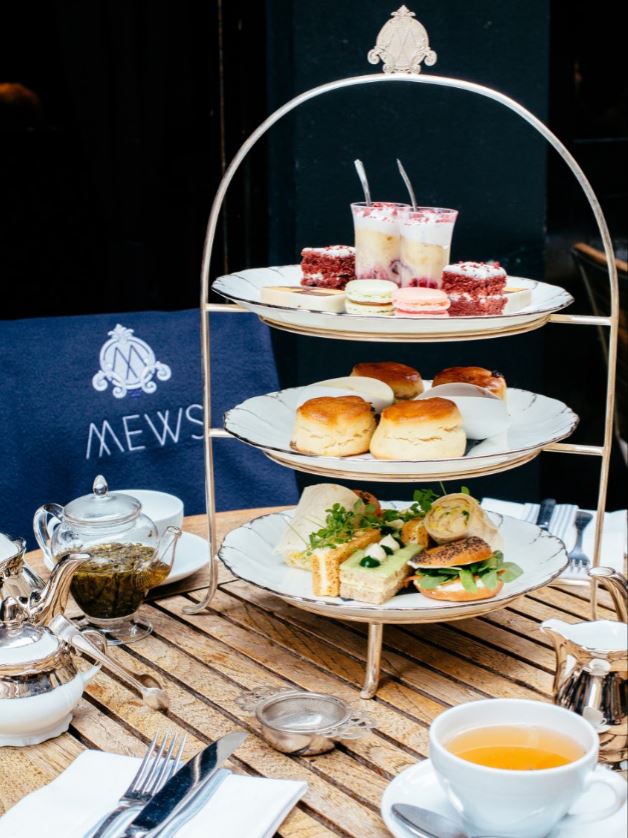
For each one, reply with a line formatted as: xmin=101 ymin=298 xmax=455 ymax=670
xmin=368 ymin=5 xmax=437 ymax=74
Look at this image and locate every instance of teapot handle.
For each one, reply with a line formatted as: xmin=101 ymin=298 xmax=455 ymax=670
xmin=33 ymin=503 xmax=64 ymax=561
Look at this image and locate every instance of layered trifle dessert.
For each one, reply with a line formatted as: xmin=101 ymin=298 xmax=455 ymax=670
xmin=399 ymin=207 xmax=458 ymax=288
xmin=351 ymin=201 xmax=408 ymax=282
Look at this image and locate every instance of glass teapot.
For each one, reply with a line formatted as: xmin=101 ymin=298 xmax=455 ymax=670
xmin=34 ymin=475 xmax=181 ymax=645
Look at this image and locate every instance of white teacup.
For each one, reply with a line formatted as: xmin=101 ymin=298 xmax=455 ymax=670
xmin=430 ymin=699 xmax=626 ymax=837
xmin=118 ymin=489 xmax=184 ymax=537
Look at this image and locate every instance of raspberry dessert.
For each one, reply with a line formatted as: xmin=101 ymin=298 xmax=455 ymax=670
xmin=300 ymin=245 xmax=355 ymax=289
xmin=442 ymin=261 xmax=507 ymax=316
xmin=351 ymin=201 xmax=408 ymax=283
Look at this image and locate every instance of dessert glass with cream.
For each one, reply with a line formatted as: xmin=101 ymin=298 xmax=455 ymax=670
xmin=399 ymin=207 xmax=458 ymax=288
xmin=350 ymin=202 xmax=409 ymax=283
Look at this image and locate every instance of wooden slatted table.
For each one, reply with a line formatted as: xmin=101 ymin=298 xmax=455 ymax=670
xmin=0 ymin=509 xmax=621 ymax=837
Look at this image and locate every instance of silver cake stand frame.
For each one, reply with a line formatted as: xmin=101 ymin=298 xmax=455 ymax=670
xmin=184 ymin=7 xmax=619 ymax=698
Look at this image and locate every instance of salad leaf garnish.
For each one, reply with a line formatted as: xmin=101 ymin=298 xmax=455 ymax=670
xmin=459 ymin=568 xmax=477 ymax=593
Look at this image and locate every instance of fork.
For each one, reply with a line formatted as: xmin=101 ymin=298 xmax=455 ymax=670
xmin=87 ymin=733 xmax=186 ymax=838
xmin=567 ymin=511 xmax=594 ymax=572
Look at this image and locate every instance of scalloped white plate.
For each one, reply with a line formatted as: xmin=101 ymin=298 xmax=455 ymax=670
xmin=212 ymin=265 xmax=573 ymax=339
xmin=218 ymin=504 xmax=568 ymax=622
xmin=224 ymin=381 xmax=578 ymax=480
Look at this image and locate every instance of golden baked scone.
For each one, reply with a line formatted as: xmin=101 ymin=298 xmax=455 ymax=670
xmin=351 ymin=361 xmax=423 ymax=400
xmin=369 ymin=397 xmax=466 ymax=460
xmin=432 ymin=366 xmax=507 ymax=400
xmin=292 ymin=395 xmax=376 ymax=456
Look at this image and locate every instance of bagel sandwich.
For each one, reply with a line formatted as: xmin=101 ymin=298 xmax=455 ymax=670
xmin=407 ymin=537 xmax=522 ymax=602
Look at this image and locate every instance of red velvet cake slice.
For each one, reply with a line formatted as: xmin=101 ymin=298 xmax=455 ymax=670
xmin=301 ymin=245 xmax=356 ymax=289
xmin=442 ymin=261 xmax=507 ymax=316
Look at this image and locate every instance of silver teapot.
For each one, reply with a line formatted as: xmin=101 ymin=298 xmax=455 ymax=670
xmin=541 ymin=566 xmax=627 ymax=770
xmin=0 ymin=534 xmax=168 ymax=746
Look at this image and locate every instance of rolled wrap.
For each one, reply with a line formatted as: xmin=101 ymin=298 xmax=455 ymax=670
xmin=424 ymin=493 xmax=502 ymax=550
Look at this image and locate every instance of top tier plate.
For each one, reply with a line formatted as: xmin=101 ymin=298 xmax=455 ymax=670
xmin=212 ymin=265 xmax=573 ymax=342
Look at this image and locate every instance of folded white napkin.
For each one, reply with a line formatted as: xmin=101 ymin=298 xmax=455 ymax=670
xmin=481 ymin=498 xmax=627 ymax=580
xmin=0 ymin=751 xmax=307 ymax=838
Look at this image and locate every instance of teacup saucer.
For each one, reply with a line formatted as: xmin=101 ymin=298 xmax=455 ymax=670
xmin=162 ymin=531 xmax=209 ymax=584
xmin=381 ymin=759 xmax=627 ymax=838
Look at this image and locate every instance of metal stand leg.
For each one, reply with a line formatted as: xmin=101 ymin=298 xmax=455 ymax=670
xmin=361 ymin=623 xmax=383 ymax=699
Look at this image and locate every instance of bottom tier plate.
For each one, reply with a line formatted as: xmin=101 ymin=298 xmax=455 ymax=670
xmin=218 ymin=504 xmax=568 ymax=623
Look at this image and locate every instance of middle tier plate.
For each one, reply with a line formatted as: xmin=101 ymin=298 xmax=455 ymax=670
xmin=224 ymin=383 xmax=578 ymax=481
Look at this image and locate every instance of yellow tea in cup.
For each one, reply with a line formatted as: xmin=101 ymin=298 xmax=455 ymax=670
xmin=446 ymin=725 xmax=585 ymax=770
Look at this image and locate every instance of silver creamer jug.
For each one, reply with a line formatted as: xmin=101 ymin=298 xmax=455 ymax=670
xmin=541 ymin=567 xmax=627 ymax=769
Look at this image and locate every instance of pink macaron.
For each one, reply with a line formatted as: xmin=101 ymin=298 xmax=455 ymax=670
xmin=393 ymin=287 xmax=450 ymax=317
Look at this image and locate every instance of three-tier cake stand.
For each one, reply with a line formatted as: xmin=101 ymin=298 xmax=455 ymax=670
xmin=184 ymin=7 xmax=619 ymax=698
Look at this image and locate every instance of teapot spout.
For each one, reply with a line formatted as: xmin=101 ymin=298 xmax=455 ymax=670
xmin=589 ymin=567 xmax=628 ymax=623
xmin=28 ymin=552 xmax=91 ymax=626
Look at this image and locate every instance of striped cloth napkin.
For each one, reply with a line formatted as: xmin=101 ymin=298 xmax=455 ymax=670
xmin=480 ymin=498 xmax=627 ymax=581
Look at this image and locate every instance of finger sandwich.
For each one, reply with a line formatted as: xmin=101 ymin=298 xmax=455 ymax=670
xmin=340 ymin=543 xmax=420 ymax=604
xmin=310 ymin=529 xmax=381 ymax=596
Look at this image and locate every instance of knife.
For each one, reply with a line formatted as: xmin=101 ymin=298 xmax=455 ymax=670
xmin=536 ymin=497 xmax=556 ymax=532
xmin=122 ymin=731 xmax=247 ymax=837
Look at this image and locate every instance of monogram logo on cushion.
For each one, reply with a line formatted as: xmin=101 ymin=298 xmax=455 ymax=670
xmin=92 ymin=324 xmax=171 ymax=399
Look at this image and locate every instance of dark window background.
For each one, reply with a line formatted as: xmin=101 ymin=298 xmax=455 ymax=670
xmin=1 ymin=0 xmax=626 ymax=506
xmin=0 ymin=0 xmax=266 ymax=317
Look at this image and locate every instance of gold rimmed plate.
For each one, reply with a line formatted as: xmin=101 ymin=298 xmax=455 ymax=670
xmin=212 ymin=265 xmax=573 ymax=342
xmin=218 ymin=505 xmax=569 ymax=624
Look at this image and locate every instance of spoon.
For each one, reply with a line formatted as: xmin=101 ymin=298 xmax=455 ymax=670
xmin=396 ymin=158 xmax=417 ymax=210
xmin=353 ymin=159 xmax=372 ymax=205
xmin=50 ymin=614 xmax=169 ymax=710
xmin=391 ymin=804 xmax=500 ymax=838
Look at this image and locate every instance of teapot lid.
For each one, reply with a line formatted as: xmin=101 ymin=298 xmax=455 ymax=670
xmin=64 ymin=475 xmax=142 ymax=527
xmin=0 ymin=598 xmax=61 ymax=670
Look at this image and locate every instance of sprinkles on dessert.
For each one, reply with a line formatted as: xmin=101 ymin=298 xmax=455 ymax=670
xmin=442 ymin=261 xmax=507 ymax=316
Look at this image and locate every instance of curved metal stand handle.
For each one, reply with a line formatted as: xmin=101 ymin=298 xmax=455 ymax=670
xmin=191 ymin=70 xmax=618 ymax=630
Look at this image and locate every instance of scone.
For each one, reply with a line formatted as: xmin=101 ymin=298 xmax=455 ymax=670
xmin=432 ymin=366 xmax=507 ymax=400
xmin=292 ymin=395 xmax=376 ymax=456
xmin=369 ymin=398 xmax=466 ymax=460
xmin=351 ymin=361 xmax=423 ymax=400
